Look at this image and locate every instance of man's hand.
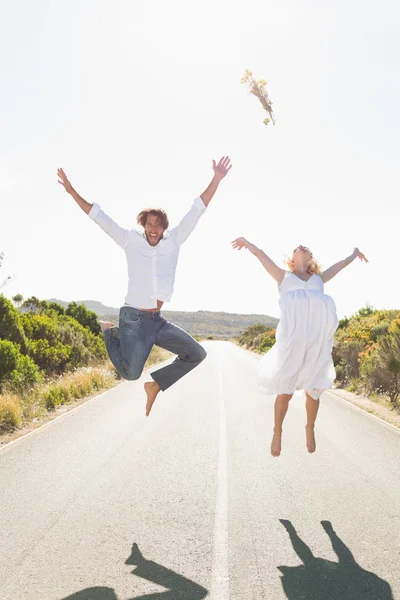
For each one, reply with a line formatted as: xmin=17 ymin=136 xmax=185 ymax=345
xmin=353 ymin=248 xmax=369 ymax=263
xmin=57 ymin=168 xmax=93 ymax=215
xmin=57 ymin=168 xmax=73 ymax=194
xmin=200 ymin=156 xmax=232 ymax=207
xmin=212 ymin=156 xmax=232 ymax=181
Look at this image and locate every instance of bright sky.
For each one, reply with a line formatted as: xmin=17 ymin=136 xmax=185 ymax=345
xmin=1 ymin=0 xmax=399 ymax=320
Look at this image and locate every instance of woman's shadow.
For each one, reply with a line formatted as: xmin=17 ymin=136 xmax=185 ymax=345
xmin=278 ymin=519 xmax=393 ymax=600
xmin=60 ymin=542 xmax=208 ymax=600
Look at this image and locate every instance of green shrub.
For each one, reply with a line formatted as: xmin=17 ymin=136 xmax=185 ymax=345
xmin=347 ymin=378 xmax=362 ymax=393
xmin=362 ymin=332 xmax=400 ymax=407
xmin=0 ymin=340 xmax=20 ymax=387
xmin=239 ymin=324 xmax=270 ymax=346
xmin=7 ymin=354 xmax=42 ymax=392
xmin=370 ymin=322 xmax=390 ymax=342
xmin=20 ymin=308 xmax=106 ymax=376
xmin=332 ymin=340 xmax=364 ymax=382
xmin=258 ymin=335 xmax=275 ymax=354
xmin=0 ymin=295 xmax=28 ymax=353
xmin=66 ymin=302 xmax=101 ymax=335
xmin=334 ymin=362 xmax=346 ymax=384
xmin=29 ymin=338 xmax=71 ymax=374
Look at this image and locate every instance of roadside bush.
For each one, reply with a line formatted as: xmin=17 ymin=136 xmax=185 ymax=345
xmin=333 ymin=340 xmax=364 ymax=383
xmin=29 ymin=338 xmax=71 ymax=374
xmin=239 ymin=324 xmax=269 ymax=347
xmin=66 ymin=302 xmax=101 ymax=335
xmin=7 ymin=354 xmax=42 ymax=393
xmin=0 ymin=295 xmax=28 ymax=353
xmin=361 ymin=332 xmax=400 ymax=407
xmin=370 ymin=322 xmax=390 ymax=342
xmin=0 ymin=340 xmax=19 ymax=386
xmin=257 ymin=330 xmax=276 ymax=353
xmin=20 ymin=311 xmax=106 ymax=375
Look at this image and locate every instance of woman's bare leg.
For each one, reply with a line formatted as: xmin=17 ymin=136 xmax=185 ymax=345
xmin=305 ymin=392 xmax=320 ymax=453
xmin=271 ymin=394 xmax=293 ymax=457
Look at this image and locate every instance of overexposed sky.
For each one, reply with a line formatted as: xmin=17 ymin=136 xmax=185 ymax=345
xmin=1 ymin=0 xmax=399 ymax=319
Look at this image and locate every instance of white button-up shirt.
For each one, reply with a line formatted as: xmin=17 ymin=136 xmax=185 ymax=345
xmin=89 ymin=197 xmax=207 ymax=309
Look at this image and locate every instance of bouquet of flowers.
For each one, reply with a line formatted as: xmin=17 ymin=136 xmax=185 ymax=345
xmin=241 ymin=69 xmax=275 ymax=126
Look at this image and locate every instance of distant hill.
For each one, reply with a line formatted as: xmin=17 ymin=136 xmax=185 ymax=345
xmin=48 ymin=299 xmax=279 ymax=339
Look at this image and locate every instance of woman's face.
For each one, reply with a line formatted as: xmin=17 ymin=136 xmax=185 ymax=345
xmin=292 ymin=245 xmax=312 ymax=264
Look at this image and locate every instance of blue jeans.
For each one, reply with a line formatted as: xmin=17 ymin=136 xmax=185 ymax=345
xmin=103 ymin=307 xmax=207 ymax=391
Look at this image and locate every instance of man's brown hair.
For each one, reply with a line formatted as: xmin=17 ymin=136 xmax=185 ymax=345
xmin=136 ymin=208 xmax=169 ymax=230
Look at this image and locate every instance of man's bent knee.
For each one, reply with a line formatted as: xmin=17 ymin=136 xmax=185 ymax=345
xmin=121 ymin=359 xmax=144 ymax=381
xmin=124 ymin=370 xmax=142 ymax=382
xmin=192 ymin=344 xmax=207 ymax=364
xmin=199 ymin=345 xmax=207 ymax=362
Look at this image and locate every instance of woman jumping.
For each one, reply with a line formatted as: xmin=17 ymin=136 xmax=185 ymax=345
xmin=232 ymin=239 xmax=368 ymax=457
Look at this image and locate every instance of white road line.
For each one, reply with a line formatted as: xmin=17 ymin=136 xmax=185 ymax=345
xmin=210 ymin=370 xmax=230 ymax=600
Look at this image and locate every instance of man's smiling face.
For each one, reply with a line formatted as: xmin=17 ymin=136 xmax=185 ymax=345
xmin=144 ymin=214 xmax=165 ymax=246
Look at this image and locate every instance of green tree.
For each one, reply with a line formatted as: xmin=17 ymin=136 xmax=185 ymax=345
xmin=20 ymin=309 xmax=106 ymax=375
xmin=12 ymin=293 xmax=23 ymax=307
xmin=66 ymin=301 xmax=101 ymax=335
xmin=356 ymin=304 xmax=374 ymax=318
xmin=21 ymin=296 xmax=48 ymax=314
xmin=0 ymin=340 xmax=19 ymax=387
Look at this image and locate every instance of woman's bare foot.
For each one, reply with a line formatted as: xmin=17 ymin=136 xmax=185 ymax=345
xmin=144 ymin=381 xmax=161 ymax=416
xmin=271 ymin=429 xmax=282 ymax=457
xmin=305 ymin=424 xmax=316 ymax=453
xmin=99 ymin=320 xmax=114 ymax=333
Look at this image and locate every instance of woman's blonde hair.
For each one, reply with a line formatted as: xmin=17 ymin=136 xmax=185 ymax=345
xmin=285 ymin=247 xmax=322 ymax=274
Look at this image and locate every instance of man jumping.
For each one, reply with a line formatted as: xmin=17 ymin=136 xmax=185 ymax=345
xmin=57 ymin=157 xmax=232 ymax=415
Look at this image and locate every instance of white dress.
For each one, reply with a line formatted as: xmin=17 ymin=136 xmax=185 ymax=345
xmin=259 ymin=271 xmax=339 ymax=400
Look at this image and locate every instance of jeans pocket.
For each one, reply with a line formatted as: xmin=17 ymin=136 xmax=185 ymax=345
xmin=121 ymin=310 xmax=141 ymax=326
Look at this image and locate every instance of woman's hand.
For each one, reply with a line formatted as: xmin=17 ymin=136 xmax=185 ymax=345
xmin=231 ymin=237 xmax=248 ymax=250
xmin=57 ymin=168 xmax=73 ymax=194
xmin=353 ymin=248 xmax=369 ymax=263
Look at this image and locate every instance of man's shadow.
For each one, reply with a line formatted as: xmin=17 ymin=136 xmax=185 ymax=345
xmin=278 ymin=519 xmax=393 ymax=600
xmin=61 ymin=542 xmax=208 ymax=600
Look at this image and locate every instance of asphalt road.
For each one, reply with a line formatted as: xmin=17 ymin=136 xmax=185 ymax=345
xmin=1 ymin=341 xmax=399 ymax=600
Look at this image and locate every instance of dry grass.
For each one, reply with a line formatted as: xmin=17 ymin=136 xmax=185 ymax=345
xmin=0 ymin=347 xmax=171 ymax=434
xmin=146 ymin=346 xmax=171 ymax=367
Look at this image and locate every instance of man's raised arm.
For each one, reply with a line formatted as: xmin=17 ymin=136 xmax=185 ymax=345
xmin=57 ymin=168 xmax=93 ymax=214
xmin=57 ymin=168 xmax=130 ymax=249
xmin=200 ymin=156 xmax=232 ymax=207
xmin=172 ymin=156 xmax=232 ymax=245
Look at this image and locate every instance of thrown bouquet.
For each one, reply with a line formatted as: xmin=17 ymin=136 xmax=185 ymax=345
xmin=241 ymin=69 xmax=275 ymax=126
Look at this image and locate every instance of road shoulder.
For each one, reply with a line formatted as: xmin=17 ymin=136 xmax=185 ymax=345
xmin=237 ymin=342 xmax=400 ymax=430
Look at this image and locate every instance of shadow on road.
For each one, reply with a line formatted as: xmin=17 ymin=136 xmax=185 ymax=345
xmin=60 ymin=542 xmax=208 ymax=600
xmin=278 ymin=519 xmax=393 ymax=600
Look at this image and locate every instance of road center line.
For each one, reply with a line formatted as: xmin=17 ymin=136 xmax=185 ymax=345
xmin=210 ymin=370 xmax=230 ymax=599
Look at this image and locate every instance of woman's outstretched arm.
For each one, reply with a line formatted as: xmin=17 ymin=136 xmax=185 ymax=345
xmin=321 ymin=248 xmax=368 ymax=283
xmin=232 ymin=237 xmax=285 ymax=284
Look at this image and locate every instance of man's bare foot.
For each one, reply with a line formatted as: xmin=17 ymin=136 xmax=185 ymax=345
xmin=271 ymin=430 xmax=282 ymax=457
xmin=305 ymin=424 xmax=316 ymax=453
xmin=99 ymin=320 xmax=114 ymax=333
xmin=144 ymin=381 xmax=161 ymax=416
